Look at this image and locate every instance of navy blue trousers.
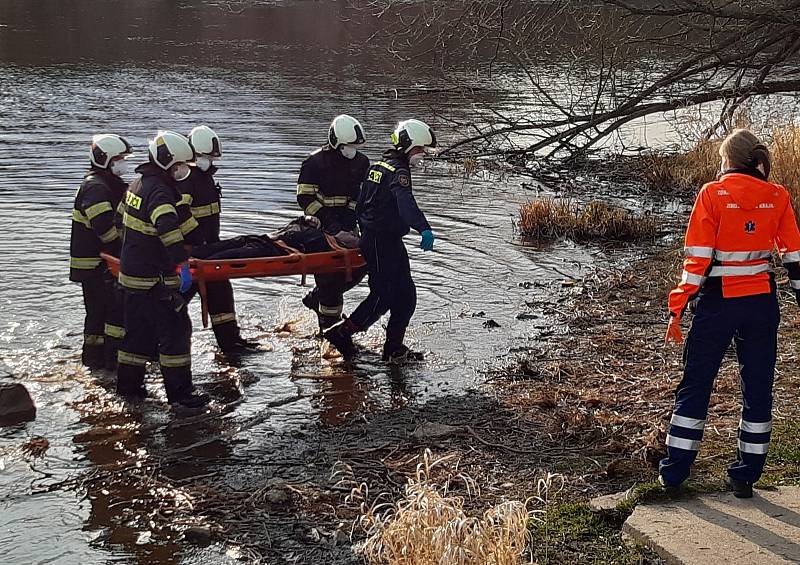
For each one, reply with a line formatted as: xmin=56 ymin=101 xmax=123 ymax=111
xmin=348 ymin=231 xmax=416 ymax=352
xmin=660 ymin=290 xmax=779 ymax=485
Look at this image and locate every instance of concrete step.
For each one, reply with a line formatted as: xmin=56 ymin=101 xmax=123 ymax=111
xmin=623 ymin=487 xmax=800 ymax=564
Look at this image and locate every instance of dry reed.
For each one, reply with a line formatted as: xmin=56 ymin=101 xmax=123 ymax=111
xmin=518 ymin=198 xmax=657 ymax=241
xmin=356 ymin=450 xmax=538 ymax=565
xmin=639 ymin=121 xmax=800 ymax=207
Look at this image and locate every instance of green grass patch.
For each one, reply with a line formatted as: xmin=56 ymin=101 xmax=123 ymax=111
xmin=530 ymin=502 xmax=658 ymax=564
xmin=758 ymin=421 xmax=800 ymax=487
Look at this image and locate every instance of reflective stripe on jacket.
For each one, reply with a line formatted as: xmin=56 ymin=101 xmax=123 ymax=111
xmin=118 ymin=163 xmax=189 ymax=291
xmin=296 ymin=145 xmax=369 ymax=233
xmin=69 ymin=168 xmax=127 ymax=282
xmin=178 ymin=165 xmax=219 ymax=244
xmin=669 ymin=170 xmax=800 ymax=317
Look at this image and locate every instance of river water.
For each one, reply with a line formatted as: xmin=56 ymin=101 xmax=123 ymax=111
xmin=0 ymin=2 xmax=669 ymax=564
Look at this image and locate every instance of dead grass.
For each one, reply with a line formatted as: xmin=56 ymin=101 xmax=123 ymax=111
xmin=769 ymin=124 xmax=800 ymax=202
xmin=639 ymin=122 xmax=800 ymax=206
xmin=355 ymin=450 xmax=545 ymax=565
xmin=640 ymin=138 xmax=720 ymax=192
xmin=518 ymin=198 xmax=657 ymax=241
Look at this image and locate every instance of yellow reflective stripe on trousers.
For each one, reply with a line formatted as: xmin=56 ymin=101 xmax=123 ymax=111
xmin=297 ymin=183 xmax=319 ymax=195
xmin=305 ymin=201 xmax=323 ymax=215
xmin=159 ymin=353 xmax=191 ymax=368
xmin=118 ymin=350 xmax=150 ymax=366
xmin=71 ymin=256 xmax=102 ymax=269
xmin=160 ymin=228 xmax=184 ymax=246
xmin=376 ymin=161 xmax=397 ymax=172
xmin=99 ymin=226 xmax=119 ymax=243
xmin=85 ymin=201 xmax=113 ymax=220
xmin=179 ymin=216 xmax=199 ymax=235
xmin=150 ymin=203 xmax=177 ymax=225
xmin=118 ymin=272 xmax=160 ymax=290
xmin=84 ymin=334 xmax=105 ymax=346
xmin=191 ymin=202 xmax=221 ymax=218
xmin=104 ymin=323 xmax=125 ymax=339
xmin=123 ymin=212 xmax=158 ymax=236
xmin=72 ymin=209 xmax=91 ymax=227
xmin=211 ymin=312 xmax=236 ymax=326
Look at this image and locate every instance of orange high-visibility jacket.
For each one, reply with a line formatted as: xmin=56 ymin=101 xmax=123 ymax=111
xmin=669 ymin=172 xmax=800 ymax=318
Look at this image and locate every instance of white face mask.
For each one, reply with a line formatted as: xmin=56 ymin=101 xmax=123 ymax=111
xmin=109 ymin=159 xmax=129 ymax=177
xmin=195 ymin=156 xmax=213 ymax=171
xmin=409 ymin=153 xmax=424 ymax=168
xmin=340 ymin=145 xmax=357 ymax=160
xmin=171 ymin=163 xmax=191 ymax=182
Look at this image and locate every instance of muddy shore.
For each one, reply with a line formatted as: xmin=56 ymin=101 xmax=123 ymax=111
xmin=7 ymin=238 xmax=800 ymax=564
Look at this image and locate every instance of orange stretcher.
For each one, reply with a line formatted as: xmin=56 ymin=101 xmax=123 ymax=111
xmin=101 ymin=236 xmax=365 ymax=328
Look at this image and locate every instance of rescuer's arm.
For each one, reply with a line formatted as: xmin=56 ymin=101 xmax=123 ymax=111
xmin=148 ymin=189 xmax=189 ymax=267
xmin=666 ymin=186 xmax=717 ymax=342
xmin=775 ymin=193 xmax=800 ymax=306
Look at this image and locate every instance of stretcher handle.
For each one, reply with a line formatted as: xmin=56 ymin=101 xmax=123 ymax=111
xmin=324 ymin=235 xmax=354 ymax=282
xmin=274 ymin=241 xmax=307 ymax=285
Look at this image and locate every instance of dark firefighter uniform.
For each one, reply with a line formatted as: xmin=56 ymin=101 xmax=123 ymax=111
xmin=660 ymin=169 xmax=800 ymax=487
xmin=178 ymin=165 xmax=246 ymax=350
xmin=344 ymin=149 xmax=430 ymax=356
xmin=70 ymin=168 xmax=126 ymax=369
xmin=116 ymin=163 xmax=200 ymax=402
xmin=297 ymin=146 xmax=370 ymax=328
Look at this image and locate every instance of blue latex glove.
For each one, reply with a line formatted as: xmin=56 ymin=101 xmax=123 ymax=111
xmin=179 ymin=263 xmax=193 ymax=293
xmin=420 ymin=230 xmax=434 ymax=251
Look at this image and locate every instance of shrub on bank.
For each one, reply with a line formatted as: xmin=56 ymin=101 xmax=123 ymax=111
xmin=518 ymin=198 xmax=657 ymax=241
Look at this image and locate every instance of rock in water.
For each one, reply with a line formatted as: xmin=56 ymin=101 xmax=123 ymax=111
xmin=0 ymin=383 xmax=36 ymax=425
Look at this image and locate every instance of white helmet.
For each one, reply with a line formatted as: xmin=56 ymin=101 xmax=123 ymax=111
xmin=391 ymin=119 xmax=437 ymax=153
xmin=189 ymin=125 xmax=222 ymax=157
xmin=328 ymin=114 xmax=366 ymax=149
xmin=148 ymin=130 xmax=195 ymax=171
xmin=90 ymin=134 xmax=133 ymax=169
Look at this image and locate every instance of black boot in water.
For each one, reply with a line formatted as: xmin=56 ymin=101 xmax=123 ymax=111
xmin=323 ymin=323 xmax=357 ymax=358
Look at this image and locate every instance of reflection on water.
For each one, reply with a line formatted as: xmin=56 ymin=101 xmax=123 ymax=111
xmin=0 ymin=2 xmax=619 ymax=563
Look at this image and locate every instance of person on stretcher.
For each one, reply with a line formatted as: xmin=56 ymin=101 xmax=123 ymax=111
xmin=190 ymin=215 xmax=359 ymax=260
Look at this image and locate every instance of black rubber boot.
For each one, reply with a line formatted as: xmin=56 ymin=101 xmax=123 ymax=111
xmin=727 ymin=477 xmax=753 ymax=499
xmin=323 ymin=322 xmax=357 ymax=359
xmin=172 ymin=391 xmax=210 ymax=409
xmin=82 ymin=343 xmax=106 ymax=370
xmin=658 ymin=475 xmax=682 ymax=498
xmin=116 ymin=364 xmax=147 ymax=401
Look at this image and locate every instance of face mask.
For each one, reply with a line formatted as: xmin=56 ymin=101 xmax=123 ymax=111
xmin=109 ymin=159 xmax=128 ymax=177
xmin=171 ymin=163 xmax=191 ymax=182
xmin=195 ymin=156 xmax=212 ymax=171
xmin=340 ymin=145 xmax=357 ymax=160
xmin=409 ymin=153 xmax=424 ymax=168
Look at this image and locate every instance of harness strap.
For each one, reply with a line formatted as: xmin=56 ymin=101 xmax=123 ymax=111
xmin=325 ymin=234 xmax=353 ymax=282
xmin=274 ymin=240 xmax=307 ymax=286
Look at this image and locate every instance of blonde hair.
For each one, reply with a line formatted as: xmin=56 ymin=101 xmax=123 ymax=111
xmin=719 ymin=128 xmax=771 ymax=178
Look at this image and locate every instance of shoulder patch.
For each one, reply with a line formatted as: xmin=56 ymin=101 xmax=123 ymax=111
xmin=398 ymin=173 xmax=410 ymax=187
